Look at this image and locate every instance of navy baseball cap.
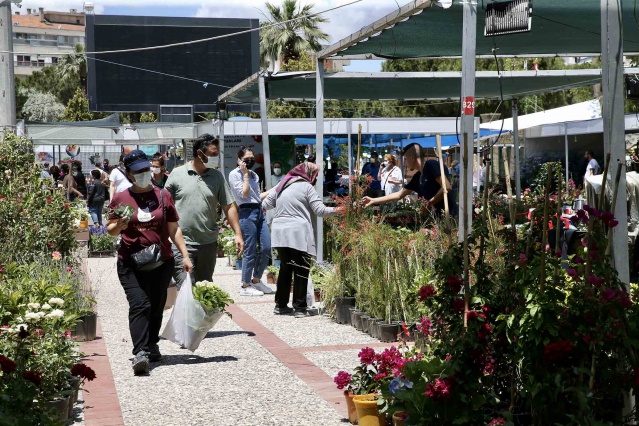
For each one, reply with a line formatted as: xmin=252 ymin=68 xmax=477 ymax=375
xmin=123 ymin=150 xmax=152 ymax=172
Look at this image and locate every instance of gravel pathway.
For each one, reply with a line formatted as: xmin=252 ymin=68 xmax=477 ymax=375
xmin=88 ymin=258 xmax=348 ymax=426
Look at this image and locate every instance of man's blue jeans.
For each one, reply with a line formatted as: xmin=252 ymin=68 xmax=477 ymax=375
xmin=239 ymin=207 xmax=271 ymax=284
xmin=89 ymin=201 xmax=104 ymax=226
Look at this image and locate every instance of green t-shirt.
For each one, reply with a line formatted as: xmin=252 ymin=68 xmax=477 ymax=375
xmin=165 ymin=163 xmax=234 ymax=246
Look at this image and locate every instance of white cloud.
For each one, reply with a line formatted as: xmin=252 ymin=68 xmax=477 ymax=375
xmin=12 ymin=0 xmax=403 ymax=44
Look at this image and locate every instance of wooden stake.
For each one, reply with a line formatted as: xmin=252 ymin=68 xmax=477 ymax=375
xmin=436 ymin=134 xmax=452 ymax=240
xmin=502 ymin=147 xmax=516 ymax=239
xmin=540 ymin=165 xmax=553 ymax=292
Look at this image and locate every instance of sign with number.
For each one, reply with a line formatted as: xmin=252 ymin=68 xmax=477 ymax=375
xmin=463 ymin=97 xmax=475 ymax=115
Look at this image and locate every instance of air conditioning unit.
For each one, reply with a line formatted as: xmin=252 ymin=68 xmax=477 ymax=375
xmin=485 ymin=0 xmax=532 ymax=37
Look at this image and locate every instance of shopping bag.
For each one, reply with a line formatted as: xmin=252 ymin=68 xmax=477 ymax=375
xmin=161 ymin=275 xmax=224 ymax=351
xmin=307 ymin=276 xmax=315 ymax=308
xmin=164 ymin=280 xmax=177 ymax=311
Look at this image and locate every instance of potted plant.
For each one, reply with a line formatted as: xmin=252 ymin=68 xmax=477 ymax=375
xmin=267 ymin=265 xmax=279 ymax=284
xmin=89 ymin=225 xmax=116 ymax=257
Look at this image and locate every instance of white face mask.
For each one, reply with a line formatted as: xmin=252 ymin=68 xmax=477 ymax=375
xmin=150 ymin=167 xmax=161 ymax=175
xmin=133 ymin=171 xmax=152 ymax=188
xmin=202 ymin=155 xmax=219 ymax=169
xmin=274 ymin=167 xmax=282 ymax=176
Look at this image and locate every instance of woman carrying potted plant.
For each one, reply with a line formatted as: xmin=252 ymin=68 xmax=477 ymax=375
xmin=263 ymin=162 xmax=338 ymax=317
xmin=107 ymin=150 xmax=193 ymax=376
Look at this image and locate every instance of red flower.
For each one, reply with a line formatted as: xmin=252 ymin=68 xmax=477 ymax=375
xmin=334 ymin=371 xmax=351 ymax=390
xmin=358 ymin=347 xmax=377 ymax=365
xmin=488 ymin=419 xmax=507 ymax=426
xmin=481 ymin=304 xmax=491 ymax=314
xmin=425 ymin=376 xmax=454 ymax=400
xmin=587 ymin=275 xmax=605 ymax=288
xmin=452 ymin=298 xmax=465 ymax=313
xmin=543 ymin=340 xmax=574 ymax=363
xmin=70 ymin=363 xmax=96 ymax=381
xmin=446 ymin=276 xmax=463 ymax=294
xmin=22 ymin=371 xmax=42 ymax=386
xmin=478 ymin=324 xmax=492 ymax=341
xmin=518 ymin=253 xmax=527 ymax=267
xmin=417 ymin=317 xmax=432 ymax=335
xmin=418 ymin=285 xmax=436 ymax=302
xmin=45 ymin=197 xmax=52 ymax=204
xmin=0 ymin=355 xmax=17 ymax=373
xmin=466 ymin=311 xmax=479 ymax=321
xmin=64 ymin=203 xmax=70 ymax=209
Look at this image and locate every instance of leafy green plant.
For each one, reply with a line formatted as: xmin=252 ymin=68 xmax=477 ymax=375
xmin=108 ymin=204 xmax=134 ymax=221
xmin=192 ymin=281 xmax=234 ymax=316
xmin=267 ymin=265 xmax=279 ymax=277
xmin=89 ymin=225 xmax=115 ymax=252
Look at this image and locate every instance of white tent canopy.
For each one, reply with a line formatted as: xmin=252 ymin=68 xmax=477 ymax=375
xmin=481 ymin=100 xmax=602 ymax=132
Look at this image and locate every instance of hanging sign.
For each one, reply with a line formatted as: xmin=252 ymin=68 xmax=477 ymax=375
xmin=463 ymin=97 xmax=475 ymax=115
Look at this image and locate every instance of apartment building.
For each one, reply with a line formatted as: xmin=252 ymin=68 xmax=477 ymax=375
xmin=12 ymin=8 xmax=86 ymax=78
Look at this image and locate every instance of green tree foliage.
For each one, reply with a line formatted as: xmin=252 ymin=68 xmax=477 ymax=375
xmin=20 ymin=89 xmax=65 ymax=122
xmin=15 ymin=66 xmax=79 ymax=119
xmin=62 ymin=88 xmax=94 ymax=122
xmin=57 ymin=44 xmax=87 ymax=94
xmin=260 ymin=0 xmax=329 ymax=67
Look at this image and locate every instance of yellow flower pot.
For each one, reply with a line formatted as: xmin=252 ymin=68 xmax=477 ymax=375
xmin=79 ymin=219 xmax=89 ymax=229
xmin=353 ymin=394 xmax=385 ymax=426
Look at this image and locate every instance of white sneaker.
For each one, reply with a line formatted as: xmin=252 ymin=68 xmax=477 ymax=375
xmin=252 ymin=280 xmax=274 ymax=294
xmin=240 ymin=285 xmax=264 ymax=296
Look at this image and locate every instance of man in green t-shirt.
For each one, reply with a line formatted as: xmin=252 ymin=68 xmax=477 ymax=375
xmin=165 ymin=134 xmax=244 ymax=288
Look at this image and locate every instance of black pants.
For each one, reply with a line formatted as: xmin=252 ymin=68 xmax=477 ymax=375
xmin=117 ymin=258 xmax=175 ymax=355
xmin=275 ymin=247 xmax=312 ymax=312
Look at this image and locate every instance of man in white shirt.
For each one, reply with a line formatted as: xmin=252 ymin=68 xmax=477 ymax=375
xmin=584 ymin=150 xmax=600 ymax=187
xmin=109 ymin=154 xmax=133 ymax=199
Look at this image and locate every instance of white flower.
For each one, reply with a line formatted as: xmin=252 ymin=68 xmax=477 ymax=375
xmin=16 ymin=317 xmax=23 ymax=323
xmin=27 ymin=303 xmax=40 ymax=310
xmin=48 ymin=298 xmax=64 ymax=307
xmin=36 ymin=311 xmax=46 ymax=319
xmin=24 ymin=312 xmax=40 ymax=323
xmin=45 ymin=309 xmax=64 ymax=319
xmin=41 ymin=303 xmax=51 ymax=311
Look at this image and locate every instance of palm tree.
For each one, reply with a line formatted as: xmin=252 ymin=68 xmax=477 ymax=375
xmin=260 ymin=0 xmax=329 ymax=69
xmin=57 ymin=44 xmax=87 ymax=94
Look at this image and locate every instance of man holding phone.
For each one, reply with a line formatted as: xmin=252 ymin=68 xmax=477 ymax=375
xmin=165 ymin=134 xmax=244 ymax=289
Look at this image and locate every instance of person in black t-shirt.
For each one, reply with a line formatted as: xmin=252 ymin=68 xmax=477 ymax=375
xmin=362 ymin=143 xmax=457 ymax=215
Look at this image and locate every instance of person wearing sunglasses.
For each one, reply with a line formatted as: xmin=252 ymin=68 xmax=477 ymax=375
xmin=165 ymin=134 xmax=244 ymax=290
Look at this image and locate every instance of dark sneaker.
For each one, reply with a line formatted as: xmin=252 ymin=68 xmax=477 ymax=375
xmin=274 ymin=306 xmax=294 ymax=315
xmin=294 ymin=308 xmax=319 ymax=318
xmin=149 ymin=343 xmax=162 ymax=362
xmin=132 ymin=351 xmax=149 ymax=375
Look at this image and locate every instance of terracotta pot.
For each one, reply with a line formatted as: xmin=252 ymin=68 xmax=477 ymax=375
xmin=217 ymin=249 xmax=225 ymax=258
xmin=353 ymin=394 xmax=385 ymax=426
xmin=79 ymin=219 xmax=89 ymax=229
xmin=314 ymin=289 xmax=321 ymax=302
xmin=343 ymin=391 xmax=359 ymax=424
xmin=392 ymin=411 xmax=407 ymax=426
xmin=267 ymin=274 xmax=276 ymax=284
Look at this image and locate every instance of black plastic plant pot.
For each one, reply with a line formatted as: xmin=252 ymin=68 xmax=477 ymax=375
xmin=74 ymin=312 xmax=97 ymax=342
xmin=367 ymin=317 xmax=377 ymax=338
xmin=379 ymin=323 xmax=401 ymax=343
xmin=351 ymin=310 xmax=364 ymax=331
xmin=335 ymin=297 xmax=356 ymax=325
xmin=360 ymin=315 xmax=370 ymax=333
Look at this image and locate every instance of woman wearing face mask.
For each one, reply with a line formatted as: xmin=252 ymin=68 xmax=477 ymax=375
xmin=107 ymin=150 xmax=192 ymax=376
xmin=271 ymin=162 xmax=284 ymax=189
xmin=150 ymin=153 xmax=169 ymax=188
xmin=72 ymin=163 xmax=88 ymax=199
xmin=263 ymin=162 xmax=338 ymax=317
xmin=229 ymin=146 xmax=273 ymax=296
xmin=378 ymin=154 xmax=403 ymax=196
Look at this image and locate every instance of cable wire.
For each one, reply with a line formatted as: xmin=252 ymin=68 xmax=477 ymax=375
xmin=4 ymin=0 xmax=365 ymax=56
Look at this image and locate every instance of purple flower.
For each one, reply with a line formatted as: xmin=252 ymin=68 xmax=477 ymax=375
xmin=567 ymin=268 xmax=578 ymax=278
xmin=572 ymin=256 xmax=584 ymax=265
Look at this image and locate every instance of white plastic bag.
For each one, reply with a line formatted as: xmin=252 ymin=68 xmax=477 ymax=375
xmin=161 ymin=275 xmax=224 ymax=351
xmin=307 ymin=275 xmax=315 ymax=308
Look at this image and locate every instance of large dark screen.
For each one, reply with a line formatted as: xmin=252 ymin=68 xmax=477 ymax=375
xmin=86 ymin=15 xmax=259 ymax=112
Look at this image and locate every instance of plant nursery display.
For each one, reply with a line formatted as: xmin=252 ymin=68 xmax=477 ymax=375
xmin=0 ymin=132 xmax=97 ymax=424
xmin=89 ymin=224 xmax=116 ymax=254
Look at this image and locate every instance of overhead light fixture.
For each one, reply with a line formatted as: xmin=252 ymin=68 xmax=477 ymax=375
xmin=484 ymin=0 xmax=532 ymax=37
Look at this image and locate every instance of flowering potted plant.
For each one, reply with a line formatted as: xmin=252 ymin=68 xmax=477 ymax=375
xmin=266 ymin=265 xmax=279 ymax=284
xmin=89 ymin=224 xmax=116 ymax=256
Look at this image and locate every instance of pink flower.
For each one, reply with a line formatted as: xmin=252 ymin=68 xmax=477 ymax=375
xmin=334 ymin=371 xmax=351 ymax=390
xmin=425 ymin=377 xmax=454 ymax=400
xmin=466 ymin=311 xmax=479 ymax=321
xmin=358 ymin=347 xmax=377 ymax=365
xmin=567 ymin=268 xmax=578 ymax=278
xmin=51 ymin=251 xmax=61 ymax=261
xmin=417 ymin=317 xmax=432 ymax=335
xmin=587 ymin=275 xmax=605 ymax=288
xmin=518 ymin=253 xmax=527 ymax=267
xmin=446 ymin=276 xmax=464 ymax=293
xmin=66 ymin=266 xmax=72 ymax=272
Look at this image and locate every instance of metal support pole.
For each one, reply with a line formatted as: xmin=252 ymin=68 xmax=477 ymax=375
xmin=258 ymin=75 xmax=272 ymax=190
xmin=512 ymin=100 xmax=521 ymax=201
xmin=459 ymin=0 xmax=477 ymax=241
xmin=316 ymin=59 xmax=325 ymax=261
xmin=601 ymin=0 xmax=629 ymax=284
xmin=0 ymin=0 xmax=16 ymax=131
xmin=218 ymin=119 xmax=225 ymax=178
xmin=564 ymin=123 xmax=570 ymax=184
xmin=347 ymin=118 xmax=353 ymax=185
